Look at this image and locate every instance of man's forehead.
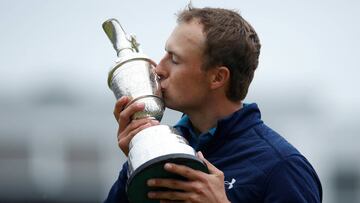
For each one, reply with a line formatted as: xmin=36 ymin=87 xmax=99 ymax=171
xmin=165 ymin=21 xmax=205 ymax=54
xmin=164 ymin=39 xmax=178 ymax=56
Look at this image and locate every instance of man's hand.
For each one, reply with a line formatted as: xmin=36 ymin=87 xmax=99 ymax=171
xmin=147 ymin=151 xmax=230 ymax=203
xmin=113 ymin=96 xmax=159 ymax=156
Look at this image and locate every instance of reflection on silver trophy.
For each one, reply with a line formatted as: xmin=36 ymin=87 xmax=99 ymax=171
xmin=102 ymin=18 xmax=208 ymax=203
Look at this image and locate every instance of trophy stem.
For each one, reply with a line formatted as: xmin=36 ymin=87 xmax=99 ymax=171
xmin=102 ymin=18 xmax=135 ymax=58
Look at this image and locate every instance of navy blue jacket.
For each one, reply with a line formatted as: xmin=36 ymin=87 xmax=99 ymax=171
xmin=104 ymin=103 xmax=322 ymax=202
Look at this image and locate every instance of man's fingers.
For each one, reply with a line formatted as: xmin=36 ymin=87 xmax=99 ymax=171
xmin=159 ymin=201 xmax=184 ymax=203
xmin=196 ymin=151 xmax=204 ymax=159
xmin=119 ymin=119 xmax=158 ymax=142
xmin=113 ymin=96 xmax=130 ymax=121
xmin=118 ymin=118 xmax=159 ymax=139
xmin=163 ymin=163 xmax=205 ymax=181
xmin=118 ymin=102 xmax=145 ymax=131
xmin=118 ymin=118 xmax=159 ymax=155
xmin=196 ymin=151 xmax=223 ymax=176
xmin=147 ymin=178 xmax=193 ymax=192
xmin=118 ymin=122 xmax=151 ymax=154
xmin=148 ymin=190 xmax=188 ymax=201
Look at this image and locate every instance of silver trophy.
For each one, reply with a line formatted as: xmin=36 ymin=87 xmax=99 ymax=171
xmin=103 ymin=18 xmax=208 ymax=203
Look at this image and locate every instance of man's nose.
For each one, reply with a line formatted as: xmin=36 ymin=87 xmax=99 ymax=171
xmin=154 ymin=57 xmax=166 ymax=80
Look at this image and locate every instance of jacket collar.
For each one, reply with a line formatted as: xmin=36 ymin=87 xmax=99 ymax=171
xmin=216 ymin=103 xmax=263 ymax=137
xmin=174 ymin=103 xmax=263 ymax=153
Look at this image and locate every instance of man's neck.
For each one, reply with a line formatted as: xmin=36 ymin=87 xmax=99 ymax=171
xmin=186 ymin=100 xmax=243 ymax=134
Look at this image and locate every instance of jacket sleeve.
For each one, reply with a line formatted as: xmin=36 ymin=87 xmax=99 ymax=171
xmin=264 ymin=155 xmax=322 ymax=203
xmin=104 ymin=162 xmax=129 ymax=203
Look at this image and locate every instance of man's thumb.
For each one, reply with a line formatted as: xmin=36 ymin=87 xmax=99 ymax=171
xmin=197 ymin=151 xmax=221 ymax=174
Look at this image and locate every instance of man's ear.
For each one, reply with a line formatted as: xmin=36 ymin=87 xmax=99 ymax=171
xmin=209 ymin=66 xmax=230 ymax=90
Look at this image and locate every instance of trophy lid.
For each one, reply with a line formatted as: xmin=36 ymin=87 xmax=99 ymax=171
xmin=102 ymin=18 xmax=140 ymax=58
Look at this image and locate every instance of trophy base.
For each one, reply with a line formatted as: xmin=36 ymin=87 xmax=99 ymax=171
xmin=126 ymin=153 xmax=209 ymax=203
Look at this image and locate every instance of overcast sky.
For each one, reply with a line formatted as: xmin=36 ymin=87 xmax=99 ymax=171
xmin=1 ymin=0 xmax=359 ymax=111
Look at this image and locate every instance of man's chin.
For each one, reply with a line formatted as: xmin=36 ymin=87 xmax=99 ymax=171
xmin=163 ymin=100 xmax=178 ymax=111
xmin=163 ymin=99 xmax=171 ymax=109
xmin=162 ymin=96 xmax=182 ymax=111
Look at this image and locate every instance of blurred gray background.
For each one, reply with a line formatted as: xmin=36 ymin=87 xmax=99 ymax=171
xmin=0 ymin=0 xmax=359 ymax=202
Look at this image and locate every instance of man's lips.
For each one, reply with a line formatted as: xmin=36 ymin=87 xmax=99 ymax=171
xmin=160 ymin=88 xmax=166 ymax=96
xmin=158 ymin=79 xmax=167 ymax=96
xmin=159 ymin=85 xmax=167 ymax=98
xmin=159 ymin=81 xmax=166 ymax=92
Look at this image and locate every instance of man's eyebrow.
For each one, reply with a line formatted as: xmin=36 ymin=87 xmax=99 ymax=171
xmin=165 ymin=47 xmax=172 ymax=54
xmin=165 ymin=47 xmax=180 ymax=59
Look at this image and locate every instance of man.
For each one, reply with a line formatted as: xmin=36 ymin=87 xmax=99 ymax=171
xmin=105 ymin=7 xmax=322 ymax=203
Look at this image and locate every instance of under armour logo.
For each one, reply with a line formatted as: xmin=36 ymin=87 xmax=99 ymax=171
xmin=224 ymin=178 xmax=236 ymax=189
